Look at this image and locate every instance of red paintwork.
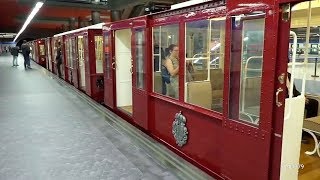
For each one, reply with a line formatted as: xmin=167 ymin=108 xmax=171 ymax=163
xmin=33 ymin=0 xmax=311 ymax=179
xmin=51 ymin=36 xmax=66 ymax=79
xmin=72 ymin=29 xmax=104 ymax=103
xmin=32 ymin=39 xmax=46 ymax=67
xmin=103 ymin=24 xmax=115 ymax=108
xmin=103 ymin=16 xmax=149 ymax=129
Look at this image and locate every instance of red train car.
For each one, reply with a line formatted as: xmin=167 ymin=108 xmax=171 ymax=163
xmin=51 ymin=36 xmax=66 ymax=79
xmin=33 ymin=39 xmax=46 ymax=67
xmin=54 ymin=23 xmax=105 ymax=103
xmin=32 ymin=0 xmax=319 ymax=179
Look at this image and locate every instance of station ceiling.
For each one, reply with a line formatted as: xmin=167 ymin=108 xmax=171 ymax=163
xmin=0 ymin=0 xmax=178 ymax=42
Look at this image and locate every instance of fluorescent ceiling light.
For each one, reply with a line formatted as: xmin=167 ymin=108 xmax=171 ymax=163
xmin=53 ymin=23 xmax=105 ymax=37
xmin=13 ymin=1 xmax=44 ymax=42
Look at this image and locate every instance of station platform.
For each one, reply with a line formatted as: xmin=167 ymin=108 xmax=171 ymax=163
xmin=0 ymin=54 xmax=212 ymax=180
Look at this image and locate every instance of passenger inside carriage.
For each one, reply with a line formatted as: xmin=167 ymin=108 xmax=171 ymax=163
xmin=286 ymin=72 xmax=319 ymax=144
xmin=286 ymin=72 xmax=319 ymax=119
xmin=163 ymin=44 xmax=179 ymax=98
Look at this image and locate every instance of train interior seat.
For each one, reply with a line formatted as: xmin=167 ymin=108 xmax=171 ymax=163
xmin=154 ymin=72 xmax=163 ymax=94
xmin=187 ymin=81 xmax=212 ymax=109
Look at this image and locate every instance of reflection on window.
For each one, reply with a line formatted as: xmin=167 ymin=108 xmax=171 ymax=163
xmin=153 ymin=24 xmax=179 ymax=99
xmin=78 ymin=36 xmax=86 ymax=88
xmin=69 ymin=38 xmax=74 ymax=68
xmin=185 ymin=18 xmax=225 ymax=112
xmin=104 ymin=33 xmax=111 ymax=79
xmin=229 ymin=13 xmax=265 ymax=125
xmin=65 ymin=39 xmax=70 ymax=67
xmin=135 ymin=29 xmax=145 ymax=89
xmin=39 ymin=44 xmax=45 ymax=56
xmin=95 ymin=36 xmax=103 ymax=73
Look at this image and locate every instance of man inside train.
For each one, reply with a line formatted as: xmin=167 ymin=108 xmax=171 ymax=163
xmin=286 ymin=72 xmax=319 ymax=143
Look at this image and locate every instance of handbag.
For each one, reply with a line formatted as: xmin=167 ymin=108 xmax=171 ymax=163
xmin=161 ymin=65 xmax=170 ymax=84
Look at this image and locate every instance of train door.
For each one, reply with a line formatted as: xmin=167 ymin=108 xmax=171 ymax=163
xmin=221 ymin=4 xmax=279 ymax=179
xmin=72 ymin=36 xmax=79 ymax=88
xmin=77 ymin=35 xmax=86 ymax=92
xmin=46 ymin=39 xmax=52 ymax=71
xmin=274 ymin=1 xmax=320 ymax=179
xmin=114 ymin=28 xmax=133 ymax=115
xmin=51 ymin=39 xmax=57 ymax=74
xmin=131 ymin=18 xmax=148 ymax=129
xmin=103 ymin=26 xmax=115 ymax=108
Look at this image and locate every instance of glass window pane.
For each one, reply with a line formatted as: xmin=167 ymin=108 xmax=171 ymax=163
xmin=135 ymin=29 xmax=145 ymax=89
xmin=95 ymin=36 xmax=103 ymax=73
xmin=104 ymin=33 xmax=110 ymax=79
xmin=39 ymin=44 xmax=45 ymax=56
xmin=185 ymin=18 xmax=225 ymax=112
xmin=153 ymin=24 xmax=179 ymax=99
xmin=229 ymin=13 xmax=265 ymax=125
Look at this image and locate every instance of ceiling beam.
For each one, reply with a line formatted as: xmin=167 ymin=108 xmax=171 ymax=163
xmin=109 ymin=0 xmax=174 ymax=10
xmin=18 ymin=0 xmax=109 ymax=10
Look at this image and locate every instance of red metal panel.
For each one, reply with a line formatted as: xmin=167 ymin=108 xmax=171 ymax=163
xmin=103 ymin=24 xmax=115 ymax=108
xmin=220 ymin=4 xmax=279 ymax=179
xmin=269 ymin=4 xmax=292 ymax=179
xmin=88 ymin=29 xmax=104 ymax=103
xmin=132 ymin=24 xmax=150 ymax=129
xmin=150 ymin=96 xmax=223 ymax=179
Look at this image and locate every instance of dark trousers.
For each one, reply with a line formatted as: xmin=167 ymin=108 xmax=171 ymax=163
xmin=23 ymin=55 xmax=30 ymax=69
xmin=57 ymin=61 xmax=62 ymax=77
xmin=305 ymin=98 xmax=319 ymax=118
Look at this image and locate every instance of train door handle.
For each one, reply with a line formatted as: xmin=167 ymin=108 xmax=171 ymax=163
xmin=276 ymin=87 xmax=284 ymax=107
xmin=112 ymin=62 xmax=116 ymax=70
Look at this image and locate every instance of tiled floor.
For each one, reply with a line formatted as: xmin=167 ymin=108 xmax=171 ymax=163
xmin=0 ymin=54 xmax=182 ymax=180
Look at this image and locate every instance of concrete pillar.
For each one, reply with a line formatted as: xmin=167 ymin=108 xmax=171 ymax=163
xmin=111 ymin=10 xmax=121 ymax=22
xmin=69 ymin=17 xmax=76 ymax=30
xmin=91 ymin=11 xmax=101 ymax=25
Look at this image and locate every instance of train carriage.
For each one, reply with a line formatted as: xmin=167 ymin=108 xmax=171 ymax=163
xmin=33 ymin=39 xmax=46 ymax=67
xmin=51 ymin=35 xmax=66 ymax=79
xmin=29 ymin=0 xmax=320 ymax=179
xmin=103 ymin=16 xmax=150 ymax=128
xmin=54 ymin=23 xmax=105 ymax=103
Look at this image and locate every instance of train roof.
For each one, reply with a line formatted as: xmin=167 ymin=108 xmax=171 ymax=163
xmin=53 ymin=22 xmax=105 ymax=37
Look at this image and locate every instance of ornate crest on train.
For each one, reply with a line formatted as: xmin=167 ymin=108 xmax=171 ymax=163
xmin=172 ymin=111 xmax=188 ymax=147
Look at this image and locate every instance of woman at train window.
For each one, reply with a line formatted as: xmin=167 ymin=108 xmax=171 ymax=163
xmin=164 ymin=44 xmax=179 ymax=98
xmin=286 ymin=72 xmax=319 ymax=118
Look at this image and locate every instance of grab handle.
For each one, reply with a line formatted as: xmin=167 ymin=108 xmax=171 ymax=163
xmin=276 ymin=88 xmax=284 ymax=107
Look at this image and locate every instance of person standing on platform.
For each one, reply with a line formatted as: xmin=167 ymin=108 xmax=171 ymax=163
xmin=10 ymin=45 xmax=19 ymax=66
xmin=56 ymin=41 xmax=62 ymax=78
xmin=21 ymin=40 xmax=31 ymax=69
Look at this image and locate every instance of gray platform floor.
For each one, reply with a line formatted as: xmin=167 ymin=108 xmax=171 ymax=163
xmin=0 ymin=54 xmax=180 ymax=180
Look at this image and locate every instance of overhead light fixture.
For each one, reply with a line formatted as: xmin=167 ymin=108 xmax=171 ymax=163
xmin=13 ymin=1 xmax=44 ymax=42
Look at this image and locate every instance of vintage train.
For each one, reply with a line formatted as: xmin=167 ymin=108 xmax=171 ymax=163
xmin=28 ymin=0 xmax=320 ymax=179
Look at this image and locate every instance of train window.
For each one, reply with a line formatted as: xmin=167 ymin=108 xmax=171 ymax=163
xmin=135 ymin=29 xmax=145 ymax=89
xmin=39 ymin=44 xmax=45 ymax=56
xmin=104 ymin=33 xmax=111 ymax=79
xmin=229 ymin=13 xmax=265 ymax=125
xmin=66 ymin=39 xmax=71 ymax=67
xmin=69 ymin=39 xmax=74 ymax=68
xmin=153 ymin=24 xmax=179 ymax=99
xmin=185 ymin=18 xmax=225 ymax=112
xmin=95 ymin=36 xmax=103 ymax=74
